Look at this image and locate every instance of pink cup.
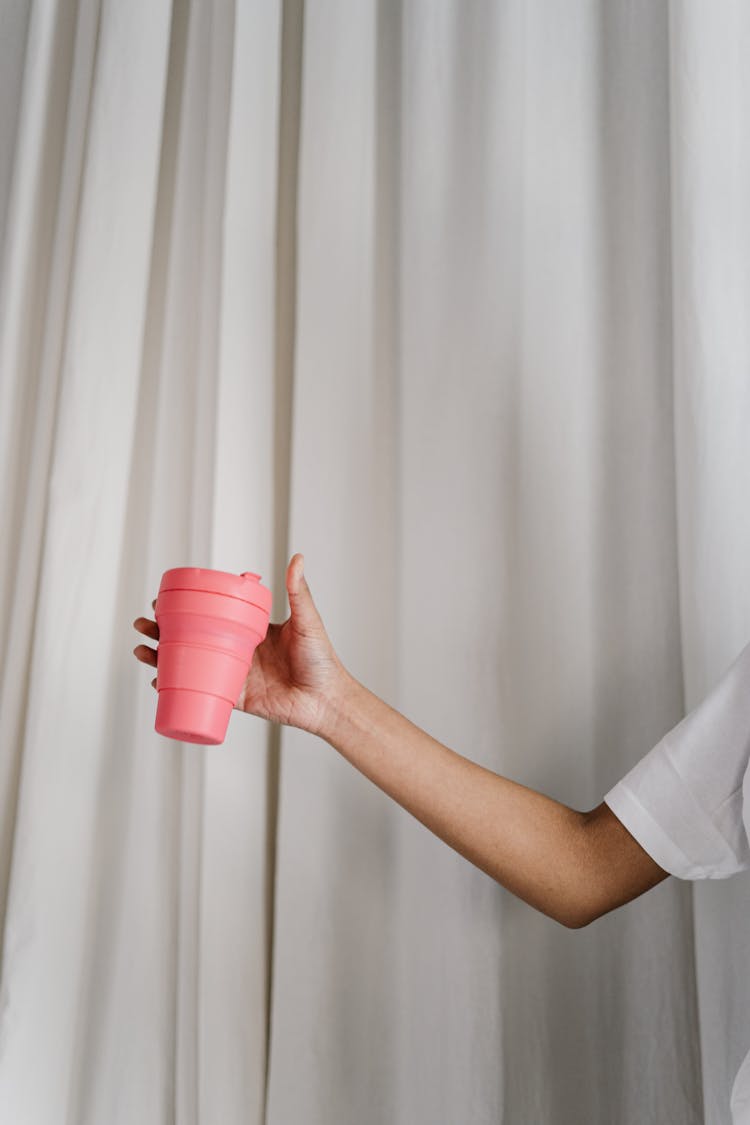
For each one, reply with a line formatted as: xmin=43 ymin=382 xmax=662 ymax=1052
xmin=154 ymin=567 xmax=272 ymax=745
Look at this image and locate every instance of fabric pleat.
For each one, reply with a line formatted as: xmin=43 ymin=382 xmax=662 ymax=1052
xmin=0 ymin=2 xmax=748 ymax=1123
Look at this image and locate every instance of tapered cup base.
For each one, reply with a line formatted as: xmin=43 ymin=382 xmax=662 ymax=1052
xmin=155 ymin=687 xmax=233 ymax=745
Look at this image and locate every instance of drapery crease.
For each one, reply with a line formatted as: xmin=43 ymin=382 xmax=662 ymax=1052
xmin=261 ymin=0 xmax=305 ymax=1117
xmin=1 ymin=2 xmax=749 ymax=1123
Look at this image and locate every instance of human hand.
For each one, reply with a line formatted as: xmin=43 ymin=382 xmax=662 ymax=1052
xmin=132 ymin=554 xmax=353 ymax=737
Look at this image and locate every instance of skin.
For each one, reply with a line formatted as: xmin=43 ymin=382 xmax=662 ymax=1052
xmin=133 ymin=553 xmax=670 ymax=928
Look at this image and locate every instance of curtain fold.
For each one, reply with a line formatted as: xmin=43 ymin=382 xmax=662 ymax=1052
xmin=0 ymin=2 xmax=748 ymax=1123
xmin=668 ymin=4 xmax=750 ymax=1121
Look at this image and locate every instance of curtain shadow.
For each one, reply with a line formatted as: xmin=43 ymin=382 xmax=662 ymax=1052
xmin=263 ymin=1 xmax=305 ymax=1120
xmin=590 ymin=2 xmax=702 ymax=1122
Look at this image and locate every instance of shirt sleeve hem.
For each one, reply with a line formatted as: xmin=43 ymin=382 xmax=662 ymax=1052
xmin=603 ymin=785 xmax=710 ymax=880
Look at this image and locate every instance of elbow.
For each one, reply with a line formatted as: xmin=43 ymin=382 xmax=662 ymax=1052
xmin=556 ymin=898 xmax=602 ymax=930
xmin=561 ymin=911 xmax=595 ymax=930
xmin=557 ymin=813 xmax=609 ymax=928
xmin=556 ymin=910 xmax=590 ymax=930
xmin=518 ymin=899 xmax=594 ymax=929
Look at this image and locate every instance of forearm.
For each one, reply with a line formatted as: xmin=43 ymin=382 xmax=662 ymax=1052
xmin=318 ymin=674 xmax=592 ymax=929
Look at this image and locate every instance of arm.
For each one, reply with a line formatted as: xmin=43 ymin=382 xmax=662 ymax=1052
xmin=135 ymin=554 xmax=672 ymax=923
xmin=318 ymin=675 xmax=670 ymax=928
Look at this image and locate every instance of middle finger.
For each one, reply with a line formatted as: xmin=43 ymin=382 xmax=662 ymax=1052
xmin=133 ymin=617 xmax=159 ymax=641
xmin=133 ymin=644 xmax=157 ymax=667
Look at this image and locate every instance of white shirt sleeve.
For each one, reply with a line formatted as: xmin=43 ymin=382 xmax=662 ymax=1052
xmin=603 ymin=639 xmax=750 ymax=880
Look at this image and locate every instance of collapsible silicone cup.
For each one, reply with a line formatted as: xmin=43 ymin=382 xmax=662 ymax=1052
xmin=154 ymin=567 xmax=272 ymax=745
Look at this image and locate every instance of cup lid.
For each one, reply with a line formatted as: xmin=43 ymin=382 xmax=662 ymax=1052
xmin=158 ymin=567 xmax=272 ymax=613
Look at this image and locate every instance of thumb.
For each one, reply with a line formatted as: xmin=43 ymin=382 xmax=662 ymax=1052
xmin=286 ymin=553 xmax=321 ymax=632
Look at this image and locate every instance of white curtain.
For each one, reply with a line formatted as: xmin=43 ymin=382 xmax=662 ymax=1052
xmin=1 ymin=1 xmax=748 ymax=1122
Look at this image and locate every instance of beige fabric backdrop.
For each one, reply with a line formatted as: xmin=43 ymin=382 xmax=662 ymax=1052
xmin=0 ymin=2 xmax=748 ymax=1123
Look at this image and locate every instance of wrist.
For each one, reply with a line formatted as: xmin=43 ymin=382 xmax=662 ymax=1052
xmin=314 ymin=665 xmax=361 ymax=742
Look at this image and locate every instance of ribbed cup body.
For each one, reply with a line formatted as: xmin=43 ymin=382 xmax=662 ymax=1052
xmin=154 ymin=568 xmax=272 ymax=744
